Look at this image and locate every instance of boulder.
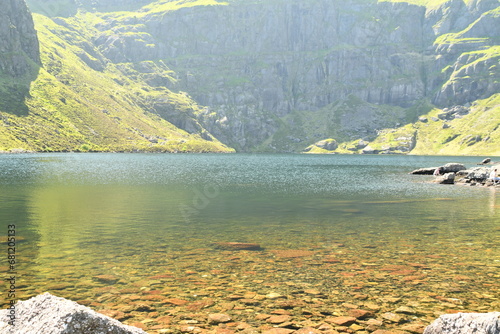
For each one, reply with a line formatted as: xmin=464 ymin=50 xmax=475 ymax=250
xmin=479 ymin=158 xmax=491 ymax=165
xmin=361 ymin=145 xmax=379 ymax=154
xmin=435 ymin=172 xmax=455 ymax=184
xmin=0 ymin=293 xmax=148 ymax=334
xmin=314 ymin=138 xmax=338 ymax=151
xmin=410 ymin=167 xmax=439 ymax=175
xmin=456 ymin=167 xmax=490 ymax=182
xmin=423 ymin=312 xmax=500 ymax=334
xmin=440 ymin=163 xmax=466 ymax=173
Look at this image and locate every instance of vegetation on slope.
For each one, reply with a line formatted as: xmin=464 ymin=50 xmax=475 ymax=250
xmin=5 ymin=0 xmax=498 ymax=155
xmin=0 ymin=13 xmax=233 ymax=153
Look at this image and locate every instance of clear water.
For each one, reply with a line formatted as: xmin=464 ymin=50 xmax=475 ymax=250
xmin=1 ymin=153 xmax=499 ymax=330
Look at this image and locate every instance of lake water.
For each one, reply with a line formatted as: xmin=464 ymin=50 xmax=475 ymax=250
xmin=1 ymin=153 xmax=499 ymax=332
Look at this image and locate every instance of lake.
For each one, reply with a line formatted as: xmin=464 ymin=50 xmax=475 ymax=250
xmin=1 ymin=153 xmax=499 ymax=332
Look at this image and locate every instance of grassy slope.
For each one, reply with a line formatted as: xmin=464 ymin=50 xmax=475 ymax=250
xmin=410 ymin=94 xmax=500 ymax=156
xmin=4 ymin=0 xmax=497 ymax=155
xmin=341 ymin=0 xmax=500 ymax=156
xmin=0 ymin=13 xmax=233 ymax=153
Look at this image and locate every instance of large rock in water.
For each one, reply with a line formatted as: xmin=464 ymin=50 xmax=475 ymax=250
xmin=440 ymin=163 xmax=466 ymax=173
xmin=434 ymin=172 xmax=455 ymax=184
xmin=0 ymin=293 xmax=148 ymax=334
xmin=424 ymin=312 xmax=500 ymax=334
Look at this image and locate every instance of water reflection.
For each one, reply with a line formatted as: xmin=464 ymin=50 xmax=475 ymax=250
xmin=0 ymin=154 xmax=499 ymax=332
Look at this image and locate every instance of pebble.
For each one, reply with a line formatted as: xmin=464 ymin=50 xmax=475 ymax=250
xmin=381 ymin=312 xmax=404 ymax=323
xmin=294 ymin=327 xmax=322 ymax=334
xmin=325 ymin=316 xmax=357 ymax=326
xmin=208 ymin=313 xmax=232 ymax=324
xmin=395 ymin=306 xmax=417 ymax=315
xmin=266 ymin=293 xmax=284 ymax=299
xmin=348 ymin=309 xmax=373 ymax=319
xmin=267 ymin=315 xmax=291 ymax=324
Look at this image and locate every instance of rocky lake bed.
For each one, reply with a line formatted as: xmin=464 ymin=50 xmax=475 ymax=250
xmin=3 ymin=230 xmax=499 ymax=334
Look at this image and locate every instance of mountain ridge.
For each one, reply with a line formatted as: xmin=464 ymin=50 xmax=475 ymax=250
xmin=0 ymin=0 xmax=498 ymax=154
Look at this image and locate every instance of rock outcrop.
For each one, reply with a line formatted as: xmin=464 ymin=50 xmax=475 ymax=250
xmin=0 ymin=0 xmax=40 ymax=77
xmin=424 ymin=312 xmax=500 ymax=334
xmin=0 ymin=293 xmax=149 ymax=334
xmin=8 ymin=0 xmax=500 ymax=153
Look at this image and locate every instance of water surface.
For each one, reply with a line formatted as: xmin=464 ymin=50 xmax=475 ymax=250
xmin=1 ymin=153 xmax=499 ymax=331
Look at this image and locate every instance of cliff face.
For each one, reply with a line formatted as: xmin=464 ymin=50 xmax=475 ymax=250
xmin=5 ymin=0 xmax=500 ymax=154
xmin=0 ymin=0 xmax=40 ymax=77
xmin=90 ymin=0 xmax=433 ymax=150
xmin=0 ymin=1 xmax=232 ymax=153
xmin=428 ymin=0 xmax=500 ymax=107
xmin=83 ymin=0 xmax=498 ymax=152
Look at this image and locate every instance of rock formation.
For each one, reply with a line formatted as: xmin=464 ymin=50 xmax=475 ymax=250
xmin=3 ymin=0 xmax=499 ymax=153
xmin=0 ymin=0 xmax=40 ymax=77
xmin=0 ymin=293 xmax=148 ymax=334
xmin=424 ymin=312 xmax=500 ymax=334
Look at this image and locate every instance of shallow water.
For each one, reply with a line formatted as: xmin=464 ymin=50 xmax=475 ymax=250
xmin=1 ymin=153 xmax=499 ymax=332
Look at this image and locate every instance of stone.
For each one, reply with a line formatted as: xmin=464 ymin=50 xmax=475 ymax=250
xmin=93 ymin=274 xmax=120 ymax=283
xmin=294 ymin=327 xmax=322 ymax=334
xmin=401 ymin=323 xmax=426 ymax=334
xmin=0 ymin=293 xmax=148 ymax=334
xmin=267 ymin=315 xmax=291 ymax=324
xmin=423 ymin=312 xmax=500 ymax=334
xmin=270 ymin=250 xmax=316 ymax=258
xmin=434 ymin=172 xmax=455 ymax=184
xmin=265 ymin=292 xmax=285 ymax=299
xmin=381 ymin=312 xmax=403 ymax=323
xmin=262 ymin=329 xmax=294 ymax=334
xmin=456 ymin=167 xmax=490 ymax=182
xmin=348 ymin=309 xmax=374 ymax=319
xmin=410 ymin=167 xmax=439 ymax=175
xmin=208 ymin=313 xmax=232 ymax=324
xmin=440 ymin=163 xmax=466 ymax=173
xmin=326 ymin=316 xmax=357 ymax=326
xmin=314 ymin=139 xmax=338 ymax=151
xmin=395 ymin=306 xmax=417 ymax=315
xmin=214 ymin=242 xmax=262 ymax=251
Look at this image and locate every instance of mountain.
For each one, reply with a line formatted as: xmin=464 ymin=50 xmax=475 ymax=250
xmin=0 ymin=0 xmax=233 ymax=153
xmin=0 ymin=0 xmax=498 ymax=154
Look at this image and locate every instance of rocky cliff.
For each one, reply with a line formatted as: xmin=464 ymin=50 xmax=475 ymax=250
xmin=0 ymin=0 xmax=232 ymax=153
xmin=3 ymin=0 xmax=499 ymax=154
xmin=77 ymin=0 xmax=498 ymax=153
xmin=0 ymin=0 xmax=40 ymax=77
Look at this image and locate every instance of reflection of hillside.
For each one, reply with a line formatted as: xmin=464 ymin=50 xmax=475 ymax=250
xmin=27 ymin=182 xmax=190 ymax=260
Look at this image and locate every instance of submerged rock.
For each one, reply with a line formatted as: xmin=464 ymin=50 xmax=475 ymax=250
xmin=0 ymin=293 xmax=148 ymax=334
xmin=424 ymin=312 xmax=500 ymax=334
xmin=214 ymin=242 xmax=263 ymax=250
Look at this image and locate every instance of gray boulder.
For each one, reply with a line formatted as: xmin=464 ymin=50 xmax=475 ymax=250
xmin=410 ymin=167 xmax=439 ymax=175
xmin=0 ymin=293 xmax=148 ymax=334
xmin=456 ymin=166 xmax=490 ymax=182
xmin=435 ymin=172 xmax=455 ymax=184
xmin=424 ymin=312 xmax=500 ymax=334
xmin=314 ymin=138 xmax=338 ymax=151
xmin=441 ymin=163 xmax=466 ymax=173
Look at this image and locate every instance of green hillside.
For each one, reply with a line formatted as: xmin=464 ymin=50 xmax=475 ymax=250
xmin=1 ymin=0 xmax=498 ymax=155
xmin=0 ymin=8 xmax=233 ymax=153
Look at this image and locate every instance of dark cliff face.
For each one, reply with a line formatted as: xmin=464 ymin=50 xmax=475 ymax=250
xmin=0 ymin=0 xmax=40 ymax=77
xmin=15 ymin=0 xmax=500 ymax=153
xmin=91 ymin=0 xmax=434 ymax=150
